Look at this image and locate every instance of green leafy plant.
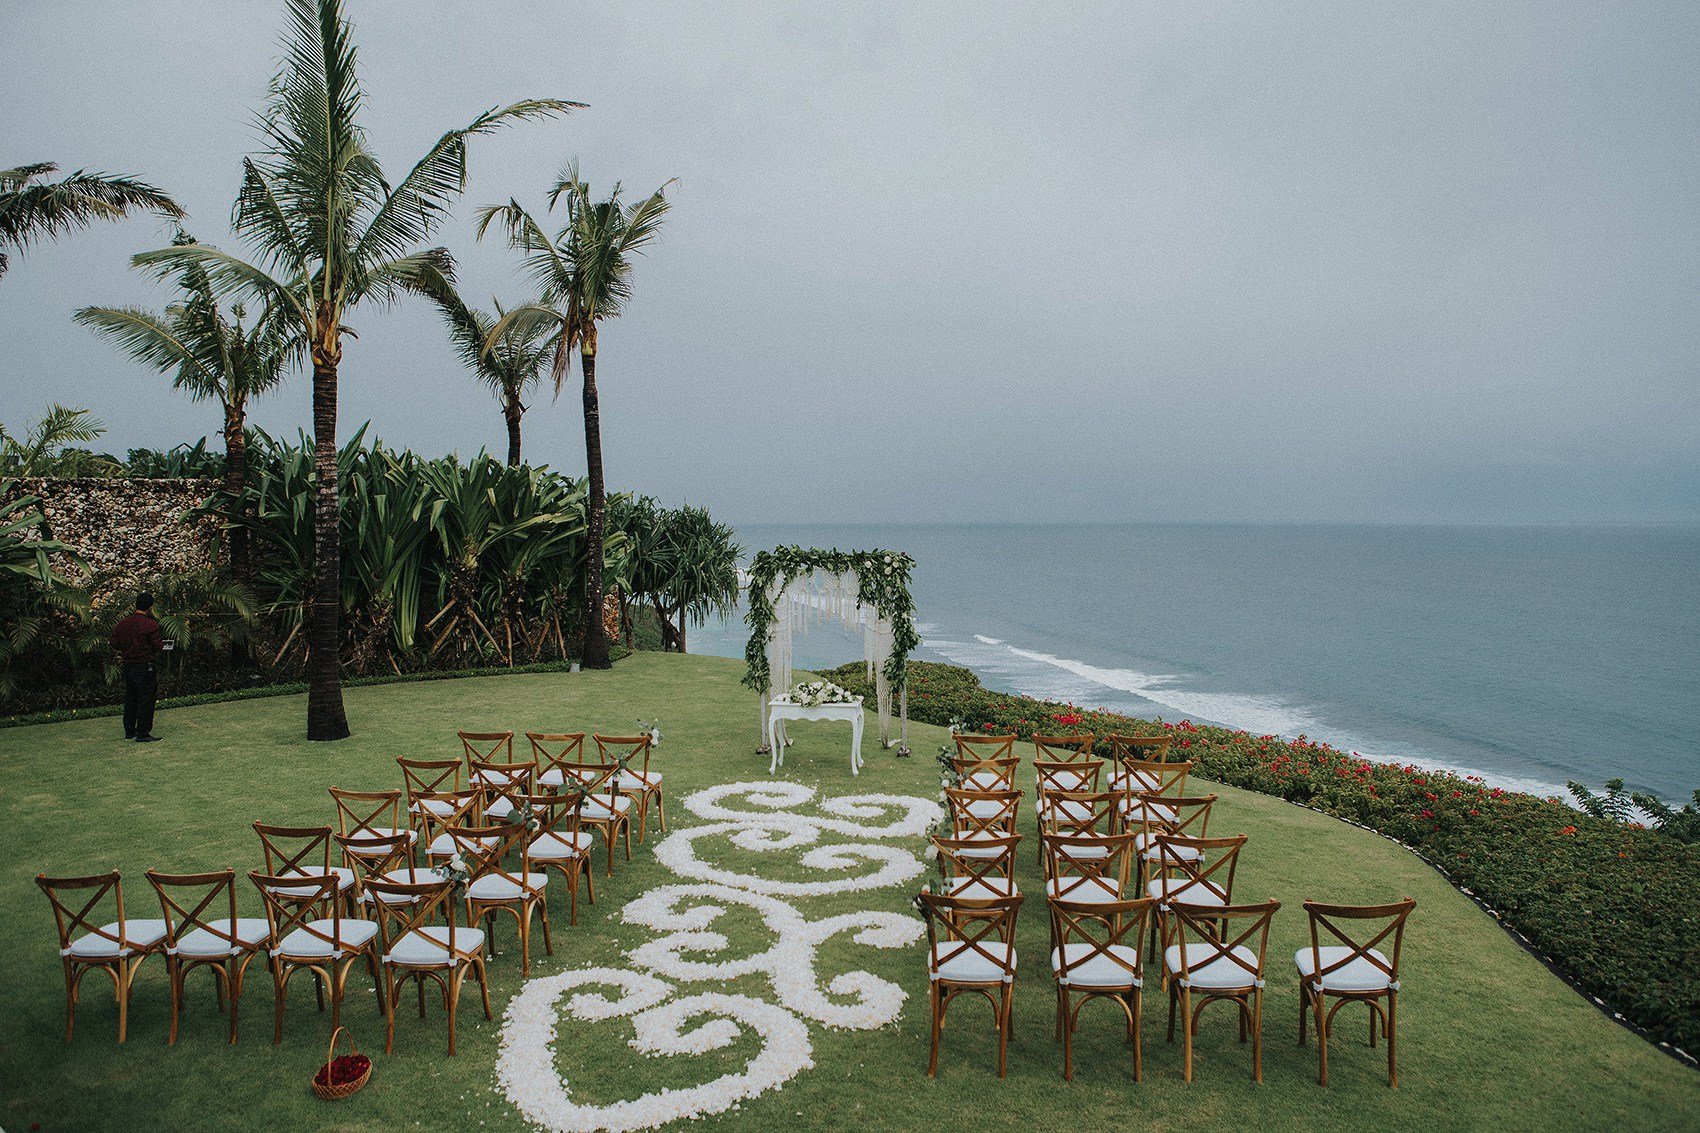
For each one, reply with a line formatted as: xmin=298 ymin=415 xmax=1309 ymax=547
xmin=0 ymin=162 xmax=181 ymax=278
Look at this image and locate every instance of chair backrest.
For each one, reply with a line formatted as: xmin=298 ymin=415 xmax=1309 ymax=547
xmin=1041 ymin=790 xmax=1123 ymax=837
xmin=1153 ymin=833 xmax=1247 ymax=905
xmin=363 ymin=876 xmax=479 ymax=963
xmin=469 ymin=757 xmax=537 ymax=792
xmin=554 ymin=759 xmax=622 ymax=805
xmin=1300 ymin=897 xmax=1416 ymax=993
xmin=1108 ymin=733 xmax=1173 ymax=764
xmin=919 ymin=891 xmax=1023 ymax=983
xmin=145 ymin=868 xmax=244 ymax=953
xmin=398 ymin=757 xmax=461 ymax=802
xmin=1133 ymin=793 xmax=1218 ymax=844
xmin=526 ymin=731 xmax=586 ymax=781
xmin=329 ymin=787 xmax=402 ymax=839
xmin=1043 ymin=831 xmax=1135 ymax=893
xmin=251 ymin=871 xmax=356 ymax=955
xmin=253 ymin=822 xmax=335 ymax=880
xmin=1116 ymin=757 xmax=1191 ymax=798
xmin=1034 ymin=733 xmax=1096 ymax=762
xmin=334 ymin=831 xmax=416 ymax=885
xmin=593 ymin=734 xmax=653 ymax=778
xmin=515 ymin=792 xmax=584 ymax=842
xmin=933 ymin=833 xmax=1021 ymax=891
xmin=950 ymin=754 xmax=1020 ymax=791
xmin=1034 ymin=759 xmax=1101 ymax=798
xmin=447 ymin=823 xmax=530 ymax=889
xmin=953 ymin=733 xmax=1017 ymax=761
xmin=1049 ymin=895 xmax=1154 ymax=987
xmin=943 ymin=787 xmax=1022 ymax=838
xmin=458 ymin=729 xmax=514 ymax=765
xmin=414 ymin=788 xmax=483 ymax=847
xmin=36 ymin=871 xmax=127 ymax=954
xmin=1168 ymin=898 xmax=1281 ymax=990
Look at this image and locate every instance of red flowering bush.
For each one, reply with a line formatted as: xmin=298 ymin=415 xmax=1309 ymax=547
xmin=826 ymin=659 xmax=1700 ymax=1056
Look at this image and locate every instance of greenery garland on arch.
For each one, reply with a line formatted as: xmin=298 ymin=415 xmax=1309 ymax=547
xmin=742 ymin=545 xmax=919 ymax=697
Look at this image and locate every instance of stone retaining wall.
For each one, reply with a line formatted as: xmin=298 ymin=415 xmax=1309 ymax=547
xmin=7 ymin=478 xmax=220 ymax=596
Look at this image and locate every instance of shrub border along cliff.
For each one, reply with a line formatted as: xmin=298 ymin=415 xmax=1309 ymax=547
xmin=823 ymin=659 xmax=1700 ymax=1066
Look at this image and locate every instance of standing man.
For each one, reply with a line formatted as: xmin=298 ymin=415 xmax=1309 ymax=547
xmin=110 ymin=591 xmax=164 ymax=743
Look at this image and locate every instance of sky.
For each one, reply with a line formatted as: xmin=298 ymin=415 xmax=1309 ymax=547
xmin=2 ymin=0 xmax=1697 ymax=525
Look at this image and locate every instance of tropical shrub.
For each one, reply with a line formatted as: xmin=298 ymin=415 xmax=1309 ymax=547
xmin=824 ymin=659 xmax=1700 ymax=1057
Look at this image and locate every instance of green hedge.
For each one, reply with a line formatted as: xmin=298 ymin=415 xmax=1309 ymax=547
xmin=825 ymin=660 xmax=1700 ymax=1059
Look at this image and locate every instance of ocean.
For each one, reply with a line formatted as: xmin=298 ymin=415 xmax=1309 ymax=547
xmin=689 ymin=522 xmax=1700 ymax=801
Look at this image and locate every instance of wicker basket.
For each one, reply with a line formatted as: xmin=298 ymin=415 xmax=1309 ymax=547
xmin=311 ymin=1026 xmax=372 ymax=1101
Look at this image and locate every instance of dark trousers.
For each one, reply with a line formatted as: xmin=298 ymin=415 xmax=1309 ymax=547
xmin=122 ymin=662 xmax=157 ymax=738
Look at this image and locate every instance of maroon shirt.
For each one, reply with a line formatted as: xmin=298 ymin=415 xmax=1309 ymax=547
xmin=111 ymin=612 xmax=164 ymax=664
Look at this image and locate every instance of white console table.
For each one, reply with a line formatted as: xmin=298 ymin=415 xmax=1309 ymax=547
xmin=767 ymin=698 xmax=866 ymax=775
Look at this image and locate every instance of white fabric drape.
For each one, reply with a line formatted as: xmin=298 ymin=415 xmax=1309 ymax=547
xmin=757 ymin=569 xmax=906 ymax=750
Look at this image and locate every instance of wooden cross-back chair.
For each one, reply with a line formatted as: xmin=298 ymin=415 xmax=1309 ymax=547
xmin=1130 ymin=793 xmax=1219 ymax=890
xmin=145 ymin=868 xmax=271 ymax=1046
xmin=1034 ymin=732 xmax=1097 ymax=763
xmin=953 ymin=733 xmax=1017 ymax=761
xmin=554 ymin=760 xmax=634 ymax=875
xmin=338 ymin=832 xmax=435 ymax=911
xmin=1108 ymin=732 xmax=1174 ymax=775
xmin=1043 ymin=831 xmax=1135 ymax=909
xmin=458 ymin=729 xmax=515 ymax=776
xmin=919 ymin=891 xmax=1024 ymax=1078
xmin=251 ymin=871 xmax=381 ymax=1044
xmin=452 ymin=822 xmax=552 ymax=975
xmin=595 ymin=733 xmax=665 ymax=841
xmin=470 ymin=758 xmax=538 ymax=824
xmin=1039 ymin=792 xmax=1124 ymax=871
xmin=1164 ymin=897 xmax=1281 ymax=1082
xmin=416 ymin=789 xmax=484 ymax=863
xmin=363 ymin=875 xmax=492 ymax=1056
xmin=36 ymin=870 xmax=166 ymax=1043
xmin=952 ymin=754 xmax=1020 ymax=793
xmin=933 ymin=833 xmax=1021 ymax=901
xmin=943 ymin=787 xmax=1022 ymax=841
xmin=1148 ymin=833 xmax=1248 ymax=951
xmin=253 ymin=823 xmax=356 ymax=914
xmin=1297 ymin=897 xmax=1417 ymax=1087
xmin=1033 ymin=759 xmax=1101 ymax=801
xmin=329 ymin=787 xmax=415 ymax=870
xmin=525 ymin=731 xmax=586 ymax=790
xmin=398 ymin=758 xmax=462 ymax=834
xmin=514 ymin=792 xmax=595 ymax=924
xmin=1048 ymin=894 xmax=1155 ymax=1081
xmin=1115 ymin=756 xmax=1190 ymax=798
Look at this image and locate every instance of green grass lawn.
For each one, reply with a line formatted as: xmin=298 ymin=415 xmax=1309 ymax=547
xmin=1 ymin=652 xmax=1694 ymax=1132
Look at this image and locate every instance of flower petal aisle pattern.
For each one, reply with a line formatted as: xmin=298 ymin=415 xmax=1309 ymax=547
xmin=498 ymin=782 xmax=940 ymax=1133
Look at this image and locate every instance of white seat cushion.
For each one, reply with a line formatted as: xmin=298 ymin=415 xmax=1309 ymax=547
xmin=1111 ymin=771 xmax=1160 ymax=792
xmin=1042 ymin=799 xmax=1095 ymax=823
xmin=615 ymin=770 xmax=662 ymax=789
xmin=1047 ymin=876 xmax=1122 ymax=904
xmin=529 ymin=831 xmax=595 ymax=860
xmin=538 ymin=767 xmax=566 ymax=788
xmin=1052 ymin=843 xmax=1112 ymax=862
xmin=428 ymin=832 xmax=498 ymax=857
xmin=944 ymin=877 xmax=1019 ymax=901
xmin=930 ymin=941 xmax=1016 ymax=984
xmin=65 ymin=918 xmax=167 ymax=959
xmin=274 ymin=866 xmax=356 ymax=899
xmin=358 ymin=867 xmax=445 ymax=904
xmin=1052 ymin=943 xmax=1142 ymax=988
xmin=483 ymin=797 xmax=517 ymax=820
xmin=952 ymin=841 xmax=1012 ymax=861
xmin=386 ymin=925 xmax=485 ymax=967
xmin=275 ymin=918 xmax=379 ymax=959
xmin=582 ymin=796 xmax=633 ymax=820
xmin=1295 ymin=947 xmax=1398 ymax=992
xmin=963 ymin=799 xmax=1010 ymax=820
xmin=344 ymin=828 xmax=416 ymax=856
xmin=963 ymin=771 xmax=1007 ymax=790
xmin=1164 ymin=944 xmax=1263 ymax=989
xmin=173 ymin=917 xmax=271 ymax=958
xmin=1138 ymin=837 xmax=1202 ymax=862
xmin=471 ymin=769 xmax=513 ymax=786
xmin=467 ymin=872 xmax=549 ymax=901
xmin=1147 ymin=878 xmax=1226 ymax=907
xmin=409 ymin=798 xmax=458 ymax=817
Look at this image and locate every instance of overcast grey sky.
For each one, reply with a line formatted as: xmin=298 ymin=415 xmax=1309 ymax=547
xmin=3 ymin=0 xmax=1696 ymax=524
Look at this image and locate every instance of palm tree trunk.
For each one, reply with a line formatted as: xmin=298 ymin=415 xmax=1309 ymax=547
xmin=503 ymin=396 xmax=523 ymax=467
xmin=307 ymin=348 xmax=351 ymax=740
xmin=223 ymin=402 xmax=249 ymax=583
xmin=674 ymin=602 xmax=688 ymax=653
xmin=580 ymin=342 xmax=611 ymax=670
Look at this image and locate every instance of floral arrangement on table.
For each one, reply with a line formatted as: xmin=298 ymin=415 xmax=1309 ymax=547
xmin=783 ymin=680 xmax=860 ymax=707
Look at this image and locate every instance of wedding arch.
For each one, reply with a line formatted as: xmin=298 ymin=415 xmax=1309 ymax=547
xmin=743 ymin=546 xmax=919 ymax=755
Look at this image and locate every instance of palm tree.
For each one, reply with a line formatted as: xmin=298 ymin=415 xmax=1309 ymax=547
xmin=420 ymin=280 xmax=552 ymax=465
xmin=75 ymin=231 xmax=299 ymax=580
xmin=131 ymin=0 xmax=576 ymax=739
xmin=0 ymin=163 xmax=183 ymax=278
xmin=476 ymin=165 xmax=673 ymax=669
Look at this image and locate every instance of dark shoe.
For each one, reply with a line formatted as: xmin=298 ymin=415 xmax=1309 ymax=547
xmin=134 ymin=734 xmax=161 ymax=743
xmin=125 ymin=733 xmax=136 ymax=740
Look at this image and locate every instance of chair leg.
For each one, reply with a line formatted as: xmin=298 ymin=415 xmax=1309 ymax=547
xmin=383 ymin=973 xmax=399 ymax=1054
xmin=476 ymin=958 xmax=494 ymax=1019
xmin=1181 ymin=989 xmax=1194 ymax=1082
xmin=446 ymin=970 xmax=460 ymax=1056
xmin=1167 ymin=982 xmax=1177 ymax=1043
xmin=622 ymin=819 xmax=633 ymax=861
xmin=117 ymin=961 xmax=135 ymax=1045
xmin=539 ymin=899 xmax=553 ymax=957
xmin=62 ymin=962 xmax=78 ymax=1042
xmin=273 ymin=968 xmax=288 ymax=1045
xmin=1061 ymin=989 xmax=1073 ymax=1080
xmin=655 ymin=789 xmax=667 ymax=832
xmin=1131 ymin=988 xmax=1143 ymax=1082
xmin=167 ymin=959 xmax=182 ymax=1045
xmin=997 ymin=984 xmax=1012 ymax=1079
xmin=1369 ymin=1000 xmax=1378 ymax=1047
xmin=1315 ymin=994 xmax=1330 ymax=1086
xmin=1298 ymin=982 xmax=1309 ymax=1044
xmin=926 ymin=983 xmax=941 ymax=1078
xmin=228 ymin=961 xmax=246 ymax=1045
xmin=1386 ymin=993 xmax=1398 ymax=1088
xmin=584 ymin=857 xmax=596 ymax=905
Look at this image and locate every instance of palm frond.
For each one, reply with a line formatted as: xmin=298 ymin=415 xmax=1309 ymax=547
xmin=73 ymin=306 xmax=223 ymax=400
xmin=0 ymin=165 xmax=183 ymax=277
